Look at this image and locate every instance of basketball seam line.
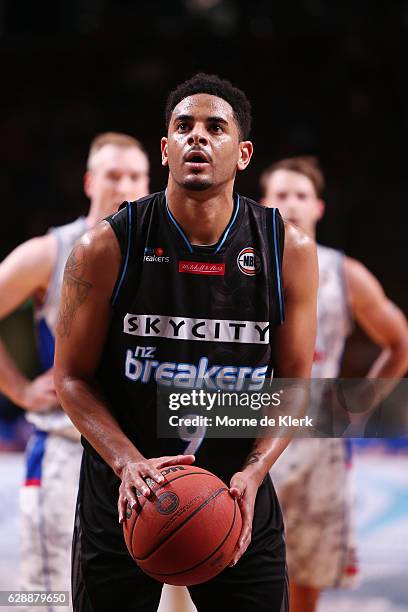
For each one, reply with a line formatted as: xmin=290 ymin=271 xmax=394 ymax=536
xmin=148 ymin=498 xmax=238 ymax=577
xmin=128 ymin=471 xmax=219 ymax=560
xmin=134 ymin=487 xmax=228 ymax=561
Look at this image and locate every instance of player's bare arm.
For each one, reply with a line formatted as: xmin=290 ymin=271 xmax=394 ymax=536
xmin=336 ymin=257 xmax=408 ymax=422
xmin=0 ymin=234 xmax=59 ymax=410
xmin=54 ymin=221 xmax=195 ymax=522
xmin=229 ymin=223 xmax=318 ymax=565
xmin=345 ymin=257 xmax=408 ymax=376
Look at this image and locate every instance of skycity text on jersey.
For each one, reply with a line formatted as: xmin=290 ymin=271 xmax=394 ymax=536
xmin=123 ymin=313 xmax=270 ymax=344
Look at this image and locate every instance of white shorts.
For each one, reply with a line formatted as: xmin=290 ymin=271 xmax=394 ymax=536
xmin=20 ymin=431 xmax=82 ymax=612
xmin=271 ymin=438 xmax=358 ymax=590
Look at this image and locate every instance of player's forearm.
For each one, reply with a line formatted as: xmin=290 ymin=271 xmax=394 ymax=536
xmin=241 ymin=437 xmax=291 ymax=486
xmin=55 ymin=375 xmax=144 ymax=476
xmin=344 ymin=342 xmax=408 ymax=423
xmin=367 ymin=342 xmax=408 ymax=379
xmin=240 ymin=380 xmax=311 ymax=483
xmin=0 ymin=338 xmax=31 ymax=406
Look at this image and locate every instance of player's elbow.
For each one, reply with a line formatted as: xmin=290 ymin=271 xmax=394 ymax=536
xmin=53 ymin=367 xmax=79 ymax=414
xmin=395 ymin=337 xmax=408 ymax=375
xmin=387 ymin=334 xmax=408 ymax=376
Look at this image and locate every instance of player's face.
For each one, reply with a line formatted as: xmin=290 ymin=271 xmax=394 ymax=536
xmin=85 ymin=145 xmax=149 ymax=212
xmin=262 ymin=169 xmax=324 ymax=236
xmin=162 ymin=94 xmax=252 ymax=192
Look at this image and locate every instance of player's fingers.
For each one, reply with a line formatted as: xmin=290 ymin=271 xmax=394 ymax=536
xmin=229 ymin=524 xmax=252 ymax=566
xmin=127 ymin=475 xmax=151 ymax=498
xmin=229 ymin=474 xmax=246 ymax=499
xmin=117 ymin=492 xmax=129 ymax=524
xmin=229 ymin=486 xmax=242 ymax=499
xmin=143 ymin=464 xmax=165 ymax=485
xmin=156 ymin=454 xmax=195 ymax=468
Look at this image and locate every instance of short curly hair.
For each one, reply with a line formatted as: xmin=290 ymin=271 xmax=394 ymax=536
xmin=165 ymin=73 xmax=252 ymax=140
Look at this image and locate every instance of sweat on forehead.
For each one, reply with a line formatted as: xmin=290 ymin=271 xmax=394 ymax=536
xmin=165 ymin=73 xmax=252 ymax=140
xmin=172 ymin=94 xmax=234 ymax=120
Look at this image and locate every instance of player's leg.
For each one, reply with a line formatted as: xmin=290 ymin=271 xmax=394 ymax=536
xmin=188 ymin=476 xmax=288 ymax=612
xmin=73 ymin=450 xmax=163 ymax=612
xmin=41 ymin=434 xmax=82 ymax=595
xmin=290 ymin=584 xmax=319 ymax=612
xmin=20 ymin=431 xmax=81 ymax=612
xmin=272 ymin=439 xmax=358 ymax=612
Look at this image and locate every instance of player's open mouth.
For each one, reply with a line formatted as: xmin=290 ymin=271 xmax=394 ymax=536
xmin=184 ymin=150 xmax=211 ymax=167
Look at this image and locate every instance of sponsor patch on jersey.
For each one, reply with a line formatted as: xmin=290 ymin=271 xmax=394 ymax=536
xmin=179 ymin=261 xmax=225 ymax=275
xmin=144 ymin=247 xmax=170 ymax=263
xmin=123 ymin=314 xmax=270 ymax=344
xmin=237 ymin=247 xmax=261 ymax=276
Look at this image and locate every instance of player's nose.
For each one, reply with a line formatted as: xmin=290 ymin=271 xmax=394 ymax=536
xmin=187 ymin=125 xmax=208 ymax=146
xmin=116 ymin=176 xmax=133 ymax=192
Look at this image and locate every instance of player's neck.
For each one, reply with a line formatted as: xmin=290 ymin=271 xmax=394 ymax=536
xmin=166 ymin=182 xmax=235 ymax=246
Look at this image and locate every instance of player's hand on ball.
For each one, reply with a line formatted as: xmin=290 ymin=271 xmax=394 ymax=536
xmin=117 ymin=454 xmax=195 ymax=523
xmin=228 ymin=471 xmax=258 ymax=566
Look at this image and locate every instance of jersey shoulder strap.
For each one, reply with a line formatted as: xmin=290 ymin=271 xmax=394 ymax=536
xmin=105 ymin=192 xmax=163 ymax=306
xmin=264 ymin=206 xmax=285 ymax=325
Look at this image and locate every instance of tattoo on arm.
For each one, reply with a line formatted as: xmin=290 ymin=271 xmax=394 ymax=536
xmin=56 ymin=245 xmax=92 ymax=338
xmin=243 ymin=451 xmax=262 ymax=469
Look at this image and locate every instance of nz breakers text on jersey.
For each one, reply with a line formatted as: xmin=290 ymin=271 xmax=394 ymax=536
xmin=87 ymin=191 xmax=284 ymax=483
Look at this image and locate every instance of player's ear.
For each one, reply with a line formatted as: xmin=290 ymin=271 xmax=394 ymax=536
xmin=317 ymin=199 xmax=325 ymax=220
xmin=161 ymin=137 xmax=169 ymax=167
xmin=237 ymin=141 xmax=253 ymax=171
xmin=83 ymin=171 xmax=93 ymax=199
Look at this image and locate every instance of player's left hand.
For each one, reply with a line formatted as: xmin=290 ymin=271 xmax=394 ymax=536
xmin=228 ymin=471 xmax=259 ymax=566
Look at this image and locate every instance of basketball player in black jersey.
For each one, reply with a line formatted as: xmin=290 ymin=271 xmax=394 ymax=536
xmin=54 ymin=74 xmax=318 ymax=611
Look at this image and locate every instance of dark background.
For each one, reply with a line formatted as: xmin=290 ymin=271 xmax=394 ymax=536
xmin=0 ymin=0 xmax=407 ymax=375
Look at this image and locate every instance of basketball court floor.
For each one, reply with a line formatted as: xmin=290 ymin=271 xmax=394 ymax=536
xmin=1 ymin=449 xmax=407 ymax=611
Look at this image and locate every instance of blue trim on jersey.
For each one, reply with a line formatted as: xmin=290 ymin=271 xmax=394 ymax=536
xmin=272 ymin=208 xmax=284 ymax=324
xmin=25 ymin=429 xmax=48 ymax=482
xmin=165 ymin=190 xmax=193 ymax=253
xmin=165 ymin=190 xmax=240 ymax=254
xmin=112 ymin=202 xmax=132 ymax=305
xmin=36 ymin=318 xmax=55 ymax=371
xmin=214 ymin=194 xmax=240 ymax=254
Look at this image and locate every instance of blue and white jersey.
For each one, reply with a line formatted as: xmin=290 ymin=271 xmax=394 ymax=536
xmin=26 ymin=217 xmax=88 ymax=433
xmin=313 ymin=244 xmax=353 ymax=378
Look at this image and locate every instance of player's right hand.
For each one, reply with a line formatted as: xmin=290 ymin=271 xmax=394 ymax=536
xmin=117 ymin=454 xmax=195 ymax=523
xmin=19 ymin=369 xmax=59 ymax=412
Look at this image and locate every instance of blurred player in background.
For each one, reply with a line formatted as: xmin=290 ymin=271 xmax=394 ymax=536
xmin=261 ymin=156 xmax=408 ymax=612
xmin=0 ymin=132 xmax=149 ymax=609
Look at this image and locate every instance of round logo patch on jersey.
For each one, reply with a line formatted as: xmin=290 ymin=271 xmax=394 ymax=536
xmin=237 ymin=247 xmax=261 ymax=276
xmin=156 ymin=492 xmax=180 ymax=515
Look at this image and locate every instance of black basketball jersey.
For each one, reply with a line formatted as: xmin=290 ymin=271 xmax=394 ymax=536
xmin=87 ymin=190 xmax=285 ymax=484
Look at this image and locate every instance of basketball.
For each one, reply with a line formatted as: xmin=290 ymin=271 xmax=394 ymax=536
xmin=123 ymin=465 xmax=242 ymax=586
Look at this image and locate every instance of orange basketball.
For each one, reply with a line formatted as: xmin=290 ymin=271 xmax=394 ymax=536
xmin=123 ymin=465 xmax=242 ymax=586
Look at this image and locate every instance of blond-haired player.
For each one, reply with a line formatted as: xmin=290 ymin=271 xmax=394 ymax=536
xmin=0 ymin=132 xmax=149 ymax=610
xmin=261 ymin=156 xmax=408 ymax=612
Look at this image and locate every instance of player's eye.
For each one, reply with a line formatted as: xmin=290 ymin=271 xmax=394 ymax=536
xmin=210 ymin=124 xmax=223 ymax=133
xmin=177 ymin=123 xmax=189 ymax=132
xmin=297 ymin=193 xmax=307 ymax=200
